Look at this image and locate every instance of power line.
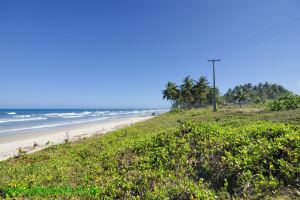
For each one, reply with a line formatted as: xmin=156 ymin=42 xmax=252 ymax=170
xmin=220 ymin=68 xmax=300 ymax=80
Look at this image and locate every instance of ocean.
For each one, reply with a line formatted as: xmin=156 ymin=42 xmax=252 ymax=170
xmin=0 ymin=109 xmax=167 ymax=136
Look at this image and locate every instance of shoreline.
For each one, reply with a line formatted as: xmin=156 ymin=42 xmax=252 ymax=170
xmin=0 ymin=115 xmax=154 ymax=161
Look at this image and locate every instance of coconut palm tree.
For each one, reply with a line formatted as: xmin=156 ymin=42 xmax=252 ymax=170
xmin=180 ymin=76 xmax=195 ymax=109
xmin=193 ymin=76 xmax=209 ymax=108
xmin=162 ymin=81 xmax=180 ymax=108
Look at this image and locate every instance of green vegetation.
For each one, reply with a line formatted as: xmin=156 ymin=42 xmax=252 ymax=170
xmin=163 ymin=80 xmax=292 ymax=110
xmin=267 ymin=94 xmax=300 ymax=111
xmin=0 ymin=106 xmax=300 ymax=199
xmin=162 ymin=76 xmax=219 ymax=109
xmin=224 ymin=82 xmax=291 ymax=105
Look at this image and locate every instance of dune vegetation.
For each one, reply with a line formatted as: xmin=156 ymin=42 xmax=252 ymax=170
xmin=0 ymin=105 xmax=299 ymax=199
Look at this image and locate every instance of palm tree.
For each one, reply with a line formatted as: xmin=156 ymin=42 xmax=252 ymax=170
xmin=180 ymin=76 xmax=195 ymax=109
xmin=233 ymin=87 xmax=247 ymax=108
xmin=162 ymin=81 xmax=180 ymax=108
xmin=193 ymin=76 xmax=209 ymax=107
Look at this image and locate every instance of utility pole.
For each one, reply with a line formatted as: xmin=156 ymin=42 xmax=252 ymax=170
xmin=208 ymin=59 xmax=220 ymax=112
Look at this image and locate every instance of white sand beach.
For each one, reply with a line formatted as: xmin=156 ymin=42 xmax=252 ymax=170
xmin=0 ymin=115 xmax=153 ymax=161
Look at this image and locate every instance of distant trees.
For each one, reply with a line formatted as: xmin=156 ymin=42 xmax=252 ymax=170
xmin=164 ymin=79 xmax=292 ymax=109
xmin=225 ymin=82 xmax=291 ymax=106
xmin=232 ymin=87 xmax=248 ymax=108
xmin=162 ymin=76 xmax=218 ymax=109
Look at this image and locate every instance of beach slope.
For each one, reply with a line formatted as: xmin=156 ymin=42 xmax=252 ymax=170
xmin=0 ymin=116 xmax=153 ymax=161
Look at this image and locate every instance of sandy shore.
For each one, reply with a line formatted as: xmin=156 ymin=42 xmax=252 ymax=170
xmin=0 ymin=115 xmax=154 ymax=161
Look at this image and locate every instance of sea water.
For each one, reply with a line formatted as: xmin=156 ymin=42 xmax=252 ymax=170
xmin=0 ymin=109 xmax=167 ymax=136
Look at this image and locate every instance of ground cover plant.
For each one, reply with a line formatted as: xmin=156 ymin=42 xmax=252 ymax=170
xmin=0 ymin=106 xmax=299 ymax=199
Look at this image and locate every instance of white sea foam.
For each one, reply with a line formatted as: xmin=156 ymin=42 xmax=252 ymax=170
xmin=42 ymin=110 xmax=166 ymax=119
xmin=106 ymin=109 xmax=168 ymax=116
xmin=0 ymin=117 xmax=47 ymax=124
xmin=44 ymin=112 xmax=78 ymax=117
xmin=0 ymin=117 xmax=110 ymax=134
xmin=62 ymin=115 xmax=84 ymax=119
xmin=6 ymin=112 xmax=16 ymax=115
xmin=13 ymin=115 xmax=32 ymax=119
xmin=91 ymin=111 xmax=109 ymax=116
xmin=44 ymin=111 xmax=92 ymax=118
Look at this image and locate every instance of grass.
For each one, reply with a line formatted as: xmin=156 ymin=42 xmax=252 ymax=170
xmin=0 ymin=106 xmax=299 ymax=199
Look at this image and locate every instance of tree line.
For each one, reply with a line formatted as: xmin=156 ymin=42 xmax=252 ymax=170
xmin=224 ymin=82 xmax=291 ymax=106
xmin=162 ymin=76 xmax=219 ymax=109
xmin=163 ymin=78 xmax=292 ymax=108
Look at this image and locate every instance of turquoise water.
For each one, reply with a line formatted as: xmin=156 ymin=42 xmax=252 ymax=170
xmin=0 ymin=109 xmax=167 ymax=136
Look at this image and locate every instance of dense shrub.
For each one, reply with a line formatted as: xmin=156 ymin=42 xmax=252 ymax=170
xmin=267 ymin=95 xmax=300 ymax=111
xmin=114 ymin=121 xmax=300 ymax=199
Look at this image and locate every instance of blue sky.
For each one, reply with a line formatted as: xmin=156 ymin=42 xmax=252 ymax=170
xmin=0 ymin=0 xmax=300 ymax=108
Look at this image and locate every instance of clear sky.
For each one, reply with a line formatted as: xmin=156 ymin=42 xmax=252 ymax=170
xmin=0 ymin=0 xmax=300 ymax=109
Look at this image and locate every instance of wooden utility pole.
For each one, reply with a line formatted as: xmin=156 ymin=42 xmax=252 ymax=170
xmin=208 ymin=59 xmax=220 ymax=112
